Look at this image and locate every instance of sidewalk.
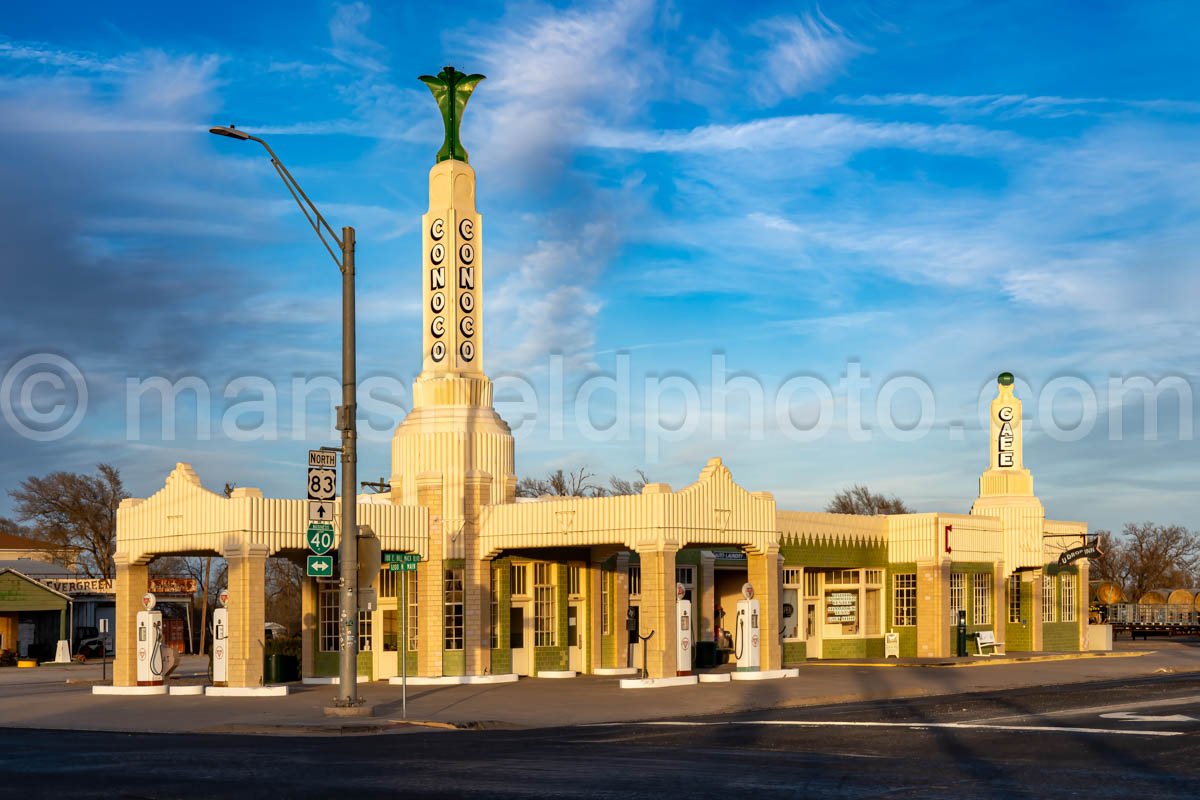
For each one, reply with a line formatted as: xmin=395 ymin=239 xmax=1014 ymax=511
xmin=0 ymin=640 xmax=1197 ymax=736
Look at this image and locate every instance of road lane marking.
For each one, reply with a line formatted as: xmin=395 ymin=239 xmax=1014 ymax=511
xmin=968 ymin=693 xmax=1200 ymax=724
xmin=1100 ymin=711 xmax=1196 ymax=722
xmin=593 ymin=720 xmax=1183 ymax=737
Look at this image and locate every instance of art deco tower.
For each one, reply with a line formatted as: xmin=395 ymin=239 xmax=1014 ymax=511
xmin=390 ymin=67 xmax=515 ymax=676
xmin=970 ymin=372 xmax=1044 ymax=572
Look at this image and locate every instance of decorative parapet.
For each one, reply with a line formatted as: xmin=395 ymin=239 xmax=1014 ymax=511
xmin=478 ymin=457 xmax=776 ymax=558
xmin=116 ymin=463 xmax=429 ymax=563
xmin=886 ymin=513 xmax=1003 ymax=564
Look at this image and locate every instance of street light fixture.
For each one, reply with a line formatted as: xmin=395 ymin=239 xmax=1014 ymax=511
xmin=209 ymin=124 xmax=360 ymax=708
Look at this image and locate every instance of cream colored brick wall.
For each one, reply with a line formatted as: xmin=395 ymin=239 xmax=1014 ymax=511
xmin=916 ymin=559 xmax=949 ymax=657
xmin=112 ymin=555 xmax=148 ymax=687
xmin=224 ymin=543 xmax=268 ymax=688
xmin=748 ymin=548 xmax=782 ymax=670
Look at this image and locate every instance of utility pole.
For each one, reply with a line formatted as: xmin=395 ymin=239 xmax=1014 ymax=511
xmin=337 ymin=225 xmax=359 ymax=707
xmin=209 ymin=124 xmax=360 ymax=706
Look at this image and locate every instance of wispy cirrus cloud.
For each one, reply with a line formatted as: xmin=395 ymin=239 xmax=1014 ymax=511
xmin=752 ymin=11 xmax=869 ymax=105
xmin=836 ymin=92 xmax=1200 ymax=118
xmin=326 ymin=1 xmax=388 ymax=74
xmin=584 ymin=113 xmax=1022 ymax=156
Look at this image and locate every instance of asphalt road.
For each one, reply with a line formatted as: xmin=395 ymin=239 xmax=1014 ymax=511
xmin=1 ymin=674 xmax=1197 ymax=799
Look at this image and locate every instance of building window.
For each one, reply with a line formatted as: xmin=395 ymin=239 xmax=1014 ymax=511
xmin=628 ymin=565 xmax=641 ymax=598
xmin=973 ymin=574 xmax=993 ymax=626
xmin=782 ymin=569 xmax=802 ymax=640
xmin=489 ymin=565 xmax=498 ymax=649
xmin=676 ymin=565 xmax=695 ymax=590
xmin=950 ymin=572 xmax=965 ymax=624
xmin=828 ymin=569 xmax=859 ymax=585
xmin=1008 ymin=575 xmax=1022 ymax=623
xmin=864 ymin=569 xmax=883 ymax=586
xmin=511 ymin=563 xmax=527 ymax=596
xmin=567 ymin=565 xmax=582 ymax=597
xmin=359 ymin=611 xmax=372 ymax=652
xmin=601 ymin=569 xmax=611 ymax=635
xmin=804 ymin=570 xmax=819 ymax=598
xmin=383 ymin=610 xmax=398 ymax=651
xmin=1060 ymin=574 xmax=1076 ymax=622
xmin=406 ymin=572 xmax=419 ymax=651
xmin=319 ymin=585 xmax=339 ymax=652
xmin=534 ymin=563 xmax=556 ymax=647
xmin=380 ymin=567 xmax=399 ymax=598
xmin=1042 ymin=573 xmax=1056 ymax=623
xmin=444 ymin=568 xmax=464 ymax=650
xmin=893 ymin=574 xmax=917 ymax=627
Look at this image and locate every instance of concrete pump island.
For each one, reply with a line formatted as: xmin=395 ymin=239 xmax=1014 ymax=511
xmin=100 ymin=67 xmax=1096 ymax=700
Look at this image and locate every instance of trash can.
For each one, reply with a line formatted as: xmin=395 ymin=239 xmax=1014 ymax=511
xmin=694 ymin=640 xmax=717 ymax=669
xmin=264 ymin=653 xmax=283 ymax=684
xmin=264 ymin=654 xmax=299 ymax=683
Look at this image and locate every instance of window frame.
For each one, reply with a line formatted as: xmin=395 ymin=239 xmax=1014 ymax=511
xmin=973 ymin=573 xmax=993 ymax=626
xmin=893 ymin=573 xmax=917 ymax=627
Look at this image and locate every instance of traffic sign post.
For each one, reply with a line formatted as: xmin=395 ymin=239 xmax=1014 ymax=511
xmin=308 ymin=500 xmax=335 ymax=522
xmin=307 ymin=555 xmax=334 ymax=577
xmin=307 ymin=522 xmax=335 ymax=555
xmin=308 ymin=449 xmax=337 ymax=469
xmin=307 ymin=468 xmax=336 ymax=501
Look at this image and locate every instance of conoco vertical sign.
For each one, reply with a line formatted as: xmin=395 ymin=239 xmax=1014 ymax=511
xmin=423 ymin=165 xmax=482 ymax=374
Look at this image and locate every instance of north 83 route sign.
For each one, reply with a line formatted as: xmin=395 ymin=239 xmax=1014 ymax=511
xmin=307 ymin=449 xmax=337 ymax=502
xmin=308 ymin=470 xmax=336 ymax=500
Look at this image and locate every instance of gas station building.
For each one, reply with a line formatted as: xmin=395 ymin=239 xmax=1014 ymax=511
xmin=107 ymin=79 xmax=1092 ymax=690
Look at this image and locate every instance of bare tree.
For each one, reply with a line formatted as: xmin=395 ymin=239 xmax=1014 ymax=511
xmin=1090 ymin=523 xmax=1200 ymax=602
xmin=608 ymin=470 xmax=650 ymax=496
xmin=9 ymin=463 xmax=127 ymax=578
xmin=516 ymin=468 xmax=650 ymax=499
xmin=265 ymin=557 xmax=304 ymax=632
xmin=0 ymin=516 xmax=33 ymax=539
xmin=826 ymin=484 xmax=911 ymax=516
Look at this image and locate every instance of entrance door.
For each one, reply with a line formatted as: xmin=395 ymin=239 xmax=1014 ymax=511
xmin=567 ymin=604 xmax=582 ymax=672
xmin=805 ymin=601 xmax=821 ymax=659
xmin=511 ymin=605 xmax=532 ymax=676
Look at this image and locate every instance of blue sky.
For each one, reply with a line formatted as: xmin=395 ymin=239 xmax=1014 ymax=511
xmin=0 ymin=0 xmax=1196 ymax=533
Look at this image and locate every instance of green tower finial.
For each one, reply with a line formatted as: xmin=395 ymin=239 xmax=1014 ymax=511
xmin=998 ymin=372 xmax=1015 ymax=386
xmin=419 ymin=65 xmax=486 ymax=164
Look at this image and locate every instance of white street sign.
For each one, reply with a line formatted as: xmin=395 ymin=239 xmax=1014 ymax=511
xmin=308 ymin=500 xmax=335 ymax=522
xmin=307 ymin=468 xmax=337 ymax=501
xmin=308 ymin=449 xmax=337 ymax=468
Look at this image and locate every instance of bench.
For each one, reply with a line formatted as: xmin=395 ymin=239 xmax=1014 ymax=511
xmin=972 ymin=630 xmax=1005 ymax=656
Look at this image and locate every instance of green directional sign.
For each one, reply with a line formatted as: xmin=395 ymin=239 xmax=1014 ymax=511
xmin=383 ymin=552 xmax=422 ymax=564
xmin=307 ymin=555 xmax=334 ymax=577
xmin=307 ymin=522 xmax=335 ymax=555
xmin=387 ymin=562 xmax=419 ymax=572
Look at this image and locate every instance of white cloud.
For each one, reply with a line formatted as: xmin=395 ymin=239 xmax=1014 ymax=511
xmin=584 ymin=113 xmax=1021 ymax=157
xmin=327 ymin=2 xmax=388 ymax=73
xmin=752 ymin=11 xmax=868 ymax=104
xmin=837 ymin=92 xmax=1200 ymax=118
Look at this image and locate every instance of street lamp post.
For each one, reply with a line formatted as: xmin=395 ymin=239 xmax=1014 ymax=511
xmin=209 ymin=125 xmax=359 ymax=707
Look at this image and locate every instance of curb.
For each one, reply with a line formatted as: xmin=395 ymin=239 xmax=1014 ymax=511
xmin=799 ymin=651 xmax=1154 ymax=669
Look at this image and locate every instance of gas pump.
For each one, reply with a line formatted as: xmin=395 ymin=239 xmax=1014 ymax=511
xmin=212 ymin=588 xmax=229 ymax=686
xmin=625 ymin=607 xmax=639 ymax=668
xmin=734 ymin=582 xmax=760 ymax=671
xmin=675 ymin=582 xmax=692 ymax=675
xmin=136 ymin=592 xmax=165 ymax=686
